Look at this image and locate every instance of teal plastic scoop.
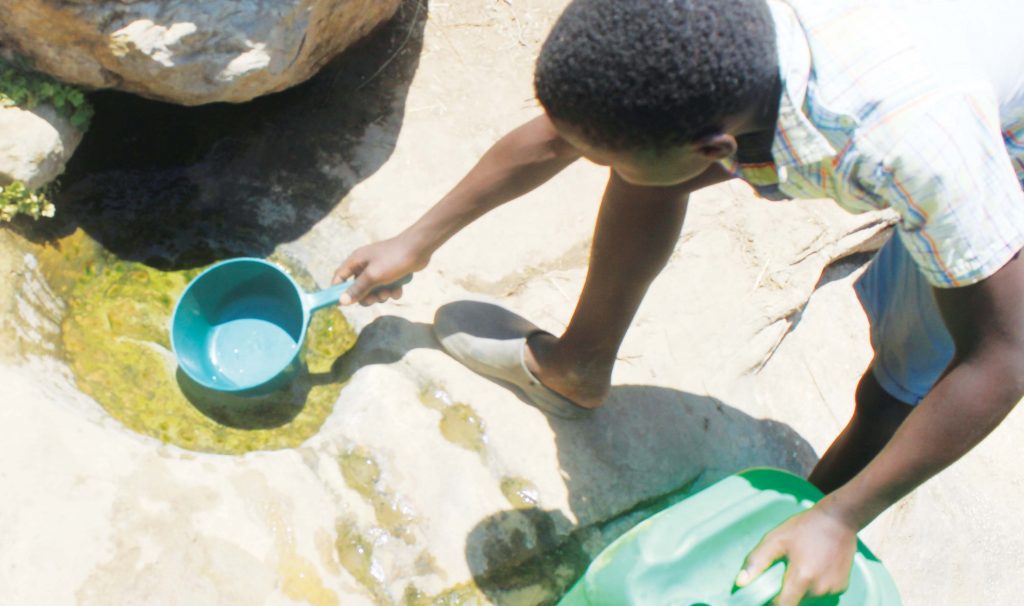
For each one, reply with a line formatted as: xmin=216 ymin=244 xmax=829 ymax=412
xmin=171 ymin=257 xmax=409 ymax=396
xmin=558 ymin=468 xmax=901 ymax=606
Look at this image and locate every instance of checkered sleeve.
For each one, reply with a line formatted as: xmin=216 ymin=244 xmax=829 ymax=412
xmin=857 ymin=89 xmax=1024 ymax=287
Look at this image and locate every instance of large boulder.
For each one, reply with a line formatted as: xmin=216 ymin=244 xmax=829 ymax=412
xmin=0 ymin=0 xmax=403 ymax=105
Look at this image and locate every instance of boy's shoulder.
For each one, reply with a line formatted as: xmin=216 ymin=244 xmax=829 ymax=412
xmin=779 ymin=0 xmax=931 ymax=117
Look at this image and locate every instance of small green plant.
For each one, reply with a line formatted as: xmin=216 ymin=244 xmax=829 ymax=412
xmin=0 ymin=61 xmax=93 ymax=128
xmin=0 ymin=180 xmax=56 ymax=222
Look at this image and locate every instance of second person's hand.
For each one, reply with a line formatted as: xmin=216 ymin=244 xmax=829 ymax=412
xmin=736 ymin=499 xmax=858 ymax=606
xmin=332 ymin=235 xmax=428 ymax=306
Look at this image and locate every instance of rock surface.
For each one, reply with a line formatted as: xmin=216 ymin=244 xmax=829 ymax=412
xmin=0 ymin=0 xmax=402 ymax=105
xmin=0 ymin=103 xmax=83 ymax=189
xmin=2 ymin=2 xmax=1023 ymax=605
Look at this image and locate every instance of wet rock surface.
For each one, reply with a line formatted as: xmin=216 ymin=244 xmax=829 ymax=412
xmin=0 ymin=0 xmax=402 ymax=105
xmin=32 ymin=231 xmax=357 ymax=454
xmin=2 ymin=2 xmax=1023 ymax=605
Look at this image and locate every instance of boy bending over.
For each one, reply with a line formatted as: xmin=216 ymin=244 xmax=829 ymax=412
xmin=333 ymin=0 xmax=1024 ymax=603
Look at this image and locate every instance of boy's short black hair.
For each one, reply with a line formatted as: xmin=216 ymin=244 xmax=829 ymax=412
xmin=535 ymin=0 xmax=777 ymax=151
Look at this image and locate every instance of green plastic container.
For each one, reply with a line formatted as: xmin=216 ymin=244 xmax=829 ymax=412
xmin=558 ymin=468 xmax=901 ymax=606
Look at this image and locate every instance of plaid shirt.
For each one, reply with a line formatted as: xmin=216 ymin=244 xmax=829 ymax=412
xmin=723 ymin=0 xmax=1024 ymax=287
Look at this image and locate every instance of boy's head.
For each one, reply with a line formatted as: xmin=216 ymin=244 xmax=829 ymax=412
xmin=535 ymin=0 xmax=777 ymax=186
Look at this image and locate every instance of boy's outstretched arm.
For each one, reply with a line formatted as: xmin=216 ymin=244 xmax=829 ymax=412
xmin=333 ymin=115 xmax=580 ymax=304
xmin=740 ymin=250 xmax=1024 ymax=606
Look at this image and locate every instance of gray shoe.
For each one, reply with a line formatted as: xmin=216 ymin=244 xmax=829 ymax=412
xmin=432 ymin=300 xmax=591 ymax=419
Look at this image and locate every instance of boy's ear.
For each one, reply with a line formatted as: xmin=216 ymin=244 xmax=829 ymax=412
xmin=693 ymin=133 xmax=737 ymax=160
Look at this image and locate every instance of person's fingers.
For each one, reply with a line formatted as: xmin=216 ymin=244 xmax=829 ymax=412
xmin=332 ymin=253 xmax=365 ymax=287
xmin=354 ymin=285 xmax=404 ymax=306
xmin=806 ymin=559 xmax=852 ymax=599
xmin=371 ymin=289 xmax=394 ymax=304
xmin=810 ymin=578 xmax=847 ymax=600
xmin=773 ymin=568 xmax=811 ymax=606
xmin=336 ymin=258 xmax=406 ymax=306
xmin=339 ymin=270 xmax=377 ymax=306
xmin=736 ymin=535 xmax=786 ymax=587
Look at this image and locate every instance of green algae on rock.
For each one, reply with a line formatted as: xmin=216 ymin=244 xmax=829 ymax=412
xmin=35 ymin=230 xmax=357 ymax=454
xmin=500 ymin=477 xmax=541 ymax=510
xmin=439 ymin=403 xmax=487 ymax=455
xmin=335 ymin=518 xmax=394 ymax=605
xmin=418 ymin=384 xmax=454 ymax=411
xmin=340 ymin=446 xmax=383 ymax=495
xmin=419 ymin=385 xmax=489 ymax=457
xmin=275 ymin=519 xmax=341 ymax=606
xmin=406 ymin=582 xmax=489 ymax=606
xmin=339 ymin=446 xmax=416 ymax=543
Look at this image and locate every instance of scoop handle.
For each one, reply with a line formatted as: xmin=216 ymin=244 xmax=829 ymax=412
xmin=726 ymin=562 xmax=786 ymax=606
xmin=305 ymin=274 xmax=413 ymax=312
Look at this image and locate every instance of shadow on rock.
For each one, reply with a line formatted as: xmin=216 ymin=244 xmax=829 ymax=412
xmin=332 ymin=314 xmax=441 ymax=383
xmin=173 ymin=314 xmax=433 ymax=430
xmin=423 ymin=300 xmax=818 ymax=602
xmin=466 ymin=389 xmax=817 ymax=604
xmin=466 ymin=506 xmax=589 ymax=605
xmin=17 ymin=0 xmax=429 ymax=270
xmin=175 ymin=364 xmax=340 ymax=430
xmin=548 ymin=385 xmax=816 ymax=521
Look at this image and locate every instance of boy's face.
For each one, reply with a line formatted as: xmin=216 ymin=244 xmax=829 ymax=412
xmin=553 ymin=119 xmax=736 ymax=187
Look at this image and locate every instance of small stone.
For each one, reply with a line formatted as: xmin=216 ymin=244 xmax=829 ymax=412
xmin=0 ymin=103 xmax=83 ymax=189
